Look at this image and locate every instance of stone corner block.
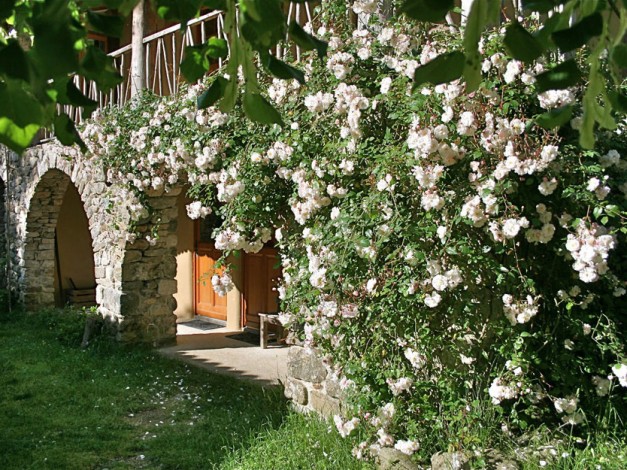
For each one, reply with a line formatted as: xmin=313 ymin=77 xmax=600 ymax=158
xmin=430 ymin=452 xmax=471 ymax=470
xmin=376 ymin=448 xmax=419 ymax=470
xmin=287 ymin=346 xmax=328 ymax=384
xmin=284 ymin=377 xmax=308 ymax=406
xmin=309 ymin=390 xmax=340 ymax=418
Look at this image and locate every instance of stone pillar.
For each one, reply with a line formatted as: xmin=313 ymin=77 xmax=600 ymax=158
xmin=119 ymin=187 xmax=181 ymax=344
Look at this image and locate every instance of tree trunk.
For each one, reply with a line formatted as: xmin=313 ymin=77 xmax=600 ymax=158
xmin=130 ymin=0 xmax=145 ymax=99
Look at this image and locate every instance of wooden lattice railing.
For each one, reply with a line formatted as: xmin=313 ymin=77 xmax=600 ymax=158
xmin=60 ymin=3 xmax=315 ymax=127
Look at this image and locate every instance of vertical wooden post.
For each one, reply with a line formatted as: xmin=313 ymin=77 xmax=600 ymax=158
xmin=130 ymin=0 xmax=145 ymax=99
xmin=461 ymin=0 xmax=474 ymax=24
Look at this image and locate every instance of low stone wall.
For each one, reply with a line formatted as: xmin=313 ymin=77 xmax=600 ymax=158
xmin=284 ymin=345 xmax=343 ymax=417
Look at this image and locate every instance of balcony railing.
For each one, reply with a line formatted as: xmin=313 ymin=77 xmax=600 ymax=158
xmin=60 ymin=3 xmax=314 ymax=127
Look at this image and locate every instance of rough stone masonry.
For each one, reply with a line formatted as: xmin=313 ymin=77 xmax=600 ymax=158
xmin=0 ymin=142 xmax=179 ymax=343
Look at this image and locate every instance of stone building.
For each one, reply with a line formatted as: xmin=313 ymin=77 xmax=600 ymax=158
xmin=0 ymin=4 xmax=311 ymax=343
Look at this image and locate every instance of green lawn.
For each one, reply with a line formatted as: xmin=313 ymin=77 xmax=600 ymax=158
xmin=0 ymin=308 xmax=371 ymax=469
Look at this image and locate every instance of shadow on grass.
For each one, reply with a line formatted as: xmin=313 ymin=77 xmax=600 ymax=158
xmin=0 ymin=308 xmax=291 ymax=469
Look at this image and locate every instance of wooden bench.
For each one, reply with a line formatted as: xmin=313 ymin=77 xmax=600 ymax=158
xmin=258 ymin=313 xmax=285 ymax=349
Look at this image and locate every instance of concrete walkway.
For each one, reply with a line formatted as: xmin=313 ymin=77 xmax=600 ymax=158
xmin=159 ymin=320 xmax=288 ymax=388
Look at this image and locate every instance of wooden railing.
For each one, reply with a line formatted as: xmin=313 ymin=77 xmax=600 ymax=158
xmin=60 ymin=3 xmax=314 ymax=127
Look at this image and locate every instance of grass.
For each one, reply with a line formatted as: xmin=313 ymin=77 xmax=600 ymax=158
xmin=1 ymin=307 xmax=623 ymax=469
xmin=0 ymin=307 xmax=371 ymax=469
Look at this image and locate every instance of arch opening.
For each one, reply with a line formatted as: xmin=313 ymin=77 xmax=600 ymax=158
xmin=23 ymin=170 xmax=96 ymax=310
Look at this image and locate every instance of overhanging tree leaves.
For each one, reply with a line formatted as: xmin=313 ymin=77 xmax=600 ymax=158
xmin=0 ymin=0 xmax=625 ymax=152
xmin=0 ymin=0 xmax=138 ymax=152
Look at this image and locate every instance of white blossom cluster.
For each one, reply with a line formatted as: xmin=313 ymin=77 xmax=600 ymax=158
xmin=553 ymin=396 xmax=584 ymax=425
xmin=213 ymin=226 xmax=271 ymax=254
xmin=489 ymin=376 xmax=522 ymax=405
xmin=288 ymin=169 xmax=331 ymax=225
xmin=185 ymin=201 xmax=211 ymax=220
xmin=252 ymin=141 xmax=294 ymax=164
xmin=565 ymin=223 xmax=616 ymax=283
xmin=306 ymin=244 xmax=336 ymax=290
xmin=327 ymin=51 xmax=355 ymax=80
xmin=268 ymin=78 xmax=301 ymax=105
xmin=211 ymin=272 xmax=234 ymax=297
xmin=612 ymin=363 xmax=627 ymax=387
xmin=502 ymin=294 xmax=539 ymax=325
xmin=404 ymin=348 xmax=426 ymax=369
xmin=216 ymin=166 xmax=245 ymax=203
xmin=304 ymin=91 xmax=334 ymax=113
xmin=351 ymin=0 xmax=377 ymax=15
xmin=386 ymin=377 xmax=413 ymax=396
xmin=334 ymin=415 xmax=360 ymax=438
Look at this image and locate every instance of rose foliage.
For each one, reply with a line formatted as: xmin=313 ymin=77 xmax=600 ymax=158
xmin=64 ymin=1 xmax=626 ymax=463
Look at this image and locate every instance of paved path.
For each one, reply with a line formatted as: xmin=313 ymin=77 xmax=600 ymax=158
xmin=159 ymin=322 xmax=288 ymax=387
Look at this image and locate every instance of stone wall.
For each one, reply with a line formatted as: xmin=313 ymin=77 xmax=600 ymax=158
xmin=0 ymin=142 xmax=181 ymax=344
xmin=284 ymin=345 xmax=344 ymax=417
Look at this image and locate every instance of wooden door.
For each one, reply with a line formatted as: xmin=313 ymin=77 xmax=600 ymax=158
xmin=242 ymin=247 xmax=281 ymax=330
xmin=194 ymin=218 xmax=227 ymax=321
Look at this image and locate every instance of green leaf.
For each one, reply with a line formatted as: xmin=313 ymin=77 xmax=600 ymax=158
xmin=535 ymin=105 xmax=573 ymax=129
xmin=521 ymin=0 xmax=564 ymax=12
xmin=535 ymin=12 xmax=562 ymax=47
xmin=0 ymin=118 xmax=40 ymax=153
xmin=180 ymin=45 xmax=211 ymax=83
xmin=263 ymin=54 xmax=305 ymax=84
xmin=611 ymin=44 xmax=627 ymax=69
xmin=31 ymin=0 xmax=81 ymax=77
xmin=154 ymin=0 xmax=202 ymax=24
xmin=87 ymin=11 xmax=124 ymax=38
xmin=243 ymin=92 xmax=283 ymax=126
xmin=80 ymin=46 xmax=123 ymax=92
xmin=53 ymin=113 xmax=85 ymax=149
xmin=181 ymin=37 xmax=228 ymax=83
xmin=288 ymin=22 xmax=328 ymax=60
xmin=197 ymin=76 xmax=228 ymax=109
xmin=240 ymin=0 xmax=286 ymax=51
xmin=0 ymin=80 xmax=43 ymax=127
xmin=240 ymin=0 xmax=262 ymax=21
xmin=608 ymin=90 xmax=627 ymax=113
xmin=535 ymin=60 xmax=582 ymax=92
xmin=504 ymin=22 xmax=544 ymax=63
xmin=53 ymin=78 xmax=98 ymax=118
xmin=0 ymin=79 xmax=42 ymax=152
xmin=463 ymin=0 xmax=499 ymax=91
xmin=206 ymin=37 xmax=228 ymax=59
xmin=551 ymin=13 xmax=603 ymax=52
xmin=413 ymin=51 xmax=465 ymax=88
xmin=219 ymin=77 xmax=238 ymax=113
xmin=401 ymin=0 xmax=454 ymax=22
xmin=0 ymin=39 xmax=31 ymax=81
xmin=0 ymin=0 xmax=15 ymax=22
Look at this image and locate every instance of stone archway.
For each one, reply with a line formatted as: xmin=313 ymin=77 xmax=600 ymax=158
xmin=22 ymin=169 xmax=96 ymax=310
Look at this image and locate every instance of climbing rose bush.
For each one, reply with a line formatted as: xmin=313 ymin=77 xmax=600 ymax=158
xmin=73 ymin=1 xmax=625 ymax=463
